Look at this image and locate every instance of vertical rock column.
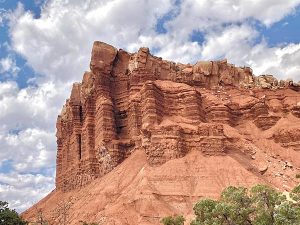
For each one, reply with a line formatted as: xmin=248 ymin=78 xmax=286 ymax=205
xmin=141 ymin=81 xmax=163 ymax=129
xmin=128 ymin=98 xmax=142 ymax=138
xmin=90 ymin=42 xmax=118 ymax=172
xmin=181 ymin=90 xmax=205 ymax=122
xmin=55 ymin=101 xmax=73 ymax=190
xmin=55 ymin=116 xmax=63 ymax=189
xmin=69 ymin=83 xmax=83 ymax=164
xmin=95 ymin=97 xmax=116 ymax=145
xmin=81 ymin=95 xmax=96 ymax=175
xmin=55 ymin=82 xmax=83 ymax=190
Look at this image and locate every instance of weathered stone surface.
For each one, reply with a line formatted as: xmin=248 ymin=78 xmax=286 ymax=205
xmin=23 ymin=41 xmax=300 ymax=225
xmin=273 ymin=127 xmax=300 ymax=151
xmin=54 ymin=41 xmax=300 ymax=191
xmin=254 ymin=115 xmax=281 ymax=130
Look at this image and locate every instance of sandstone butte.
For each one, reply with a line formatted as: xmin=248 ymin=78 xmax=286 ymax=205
xmin=22 ymin=41 xmax=300 ymax=225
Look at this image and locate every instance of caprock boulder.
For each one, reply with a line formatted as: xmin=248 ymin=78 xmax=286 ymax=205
xmin=22 ymin=41 xmax=300 ymax=225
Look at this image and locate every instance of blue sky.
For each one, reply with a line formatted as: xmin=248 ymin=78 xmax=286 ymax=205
xmin=0 ymin=0 xmax=300 ymax=212
xmin=261 ymin=7 xmax=300 ymax=46
xmin=0 ymin=0 xmax=43 ymax=88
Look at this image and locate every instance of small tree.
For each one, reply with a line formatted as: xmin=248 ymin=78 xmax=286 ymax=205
xmin=250 ymin=184 xmax=286 ymax=224
xmin=220 ymin=186 xmax=253 ymax=225
xmin=161 ymin=215 xmax=185 ymax=225
xmin=290 ymin=184 xmax=300 ymax=202
xmin=274 ymin=201 xmax=300 ymax=225
xmin=191 ymin=199 xmax=217 ymax=224
xmin=190 ymin=184 xmax=300 ymax=225
xmin=79 ymin=221 xmax=99 ymax=225
xmin=0 ymin=201 xmax=28 ymax=225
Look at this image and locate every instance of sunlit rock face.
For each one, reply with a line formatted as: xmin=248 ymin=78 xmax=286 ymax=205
xmin=55 ymin=41 xmax=300 ymax=191
xmin=22 ymin=41 xmax=300 ymax=225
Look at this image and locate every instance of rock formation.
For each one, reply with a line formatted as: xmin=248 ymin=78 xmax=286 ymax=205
xmin=55 ymin=41 xmax=300 ymax=191
xmin=23 ymin=41 xmax=300 ymax=225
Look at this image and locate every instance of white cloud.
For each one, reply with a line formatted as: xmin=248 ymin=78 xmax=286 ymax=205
xmin=0 ymin=173 xmax=54 ymax=212
xmin=245 ymin=42 xmax=300 ymax=80
xmin=0 ymin=81 xmax=18 ymax=97
xmin=197 ymin=25 xmax=300 ymax=80
xmin=166 ymin=0 xmax=300 ymax=33
xmin=0 ymin=81 xmax=68 ymax=131
xmin=127 ymin=1 xmax=300 ymax=80
xmin=0 ymin=80 xmax=61 ymax=214
xmin=201 ymin=24 xmax=258 ymax=61
xmin=0 ymin=55 xmax=20 ymax=76
xmin=10 ymin=0 xmax=175 ymax=83
xmin=0 ymin=128 xmax=56 ymax=172
xmin=8 ymin=0 xmax=300 ymax=82
xmin=0 ymin=79 xmax=72 ymax=176
xmin=0 ymin=81 xmax=59 ymax=211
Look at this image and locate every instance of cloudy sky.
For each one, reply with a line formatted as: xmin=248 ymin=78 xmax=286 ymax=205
xmin=0 ymin=0 xmax=300 ymax=212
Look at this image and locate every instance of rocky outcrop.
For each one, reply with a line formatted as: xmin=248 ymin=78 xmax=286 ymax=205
xmin=22 ymin=41 xmax=300 ymax=225
xmin=55 ymin=41 xmax=300 ymax=191
xmin=273 ymin=127 xmax=300 ymax=151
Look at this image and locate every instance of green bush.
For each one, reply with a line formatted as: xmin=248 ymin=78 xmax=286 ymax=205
xmin=0 ymin=201 xmax=28 ymax=225
xmin=79 ymin=221 xmax=99 ymax=225
xmin=161 ymin=215 xmax=185 ymax=225
xmin=162 ymin=184 xmax=300 ymax=225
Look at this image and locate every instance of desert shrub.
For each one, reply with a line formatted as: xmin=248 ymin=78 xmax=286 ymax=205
xmin=0 ymin=201 xmax=28 ymax=225
xmin=79 ymin=221 xmax=99 ymax=225
xmin=162 ymin=184 xmax=300 ymax=225
xmin=161 ymin=215 xmax=185 ymax=225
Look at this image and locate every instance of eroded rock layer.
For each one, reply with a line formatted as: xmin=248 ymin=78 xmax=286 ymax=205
xmin=22 ymin=41 xmax=300 ymax=225
xmin=55 ymin=41 xmax=300 ymax=192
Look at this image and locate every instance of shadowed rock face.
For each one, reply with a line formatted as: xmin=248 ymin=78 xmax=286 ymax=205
xmin=55 ymin=41 xmax=300 ymax=192
xmin=23 ymin=41 xmax=300 ymax=225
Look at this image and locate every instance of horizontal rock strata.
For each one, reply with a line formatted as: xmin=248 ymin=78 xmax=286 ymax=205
xmin=56 ymin=41 xmax=300 ymax=191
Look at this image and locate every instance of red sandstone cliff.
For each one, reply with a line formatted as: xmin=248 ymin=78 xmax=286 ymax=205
xmin=22 ymin=42 xmax=300 ymax=225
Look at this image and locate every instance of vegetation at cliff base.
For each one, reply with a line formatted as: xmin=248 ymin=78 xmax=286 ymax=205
xmin=161 ymin=184 xmax=300 ymax=225
xmin=0 ymin=201 xmax=28 ymax=225
xmin=161 ymin=215 xmax=185 ymax=225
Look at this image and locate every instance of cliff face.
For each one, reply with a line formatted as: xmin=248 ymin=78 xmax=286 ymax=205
xmin=56 ymin=41 xmax=300 ymax=191
xmin=23 ymin=41 xmax=300 ymax=225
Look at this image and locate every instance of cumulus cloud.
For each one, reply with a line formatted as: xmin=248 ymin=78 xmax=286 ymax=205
xmin=129 ymin=1 xmax=300 ymax=79
xmin=166 ymin=0 xmax=300 ymax=33
xmin=0 ymin=128 xmax=56 ymax=172
xmin=0 ymin=80 xmax=72 ymax=174
xmin=195 ymin=24 xmax=300 ymax=80
xmin=1 ymin=0 xmax=300 ymax=213
xmin=0 ymin=55 xmax=20 ymax=76
xmin=0 ymin=81 xmax=68 ymax=131
xmin=0 ymin=173 xmax=54 ymax=212
xmin=245 ymin=42 xmax=300 ymax=80
xmin=0 ymin=81 xmax=65 ymax=211
xmin=8 ymin=0 xmax=300 ymax=81
xmin=201 ymin=24 xmax=258 ymax=61
xmin=10 ymin=0 xmax=175 ymax=83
